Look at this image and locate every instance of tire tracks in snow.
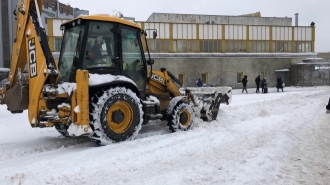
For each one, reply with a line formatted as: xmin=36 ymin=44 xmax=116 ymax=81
xmin=38 ymin=91 xmax=324 ymax=185
xmin=0 ymin=135 xmax=94 ymax=162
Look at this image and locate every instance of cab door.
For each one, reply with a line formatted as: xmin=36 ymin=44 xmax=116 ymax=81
xmin=119 ymin=25 xmax=147 ymax=96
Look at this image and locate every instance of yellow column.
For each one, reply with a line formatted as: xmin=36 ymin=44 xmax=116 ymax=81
xmin=140 ymin=22 xmax=146 ymax=52
xmin=47 ymin=18 xmax=54 ymax=52
xmin=222 ymin=25 xmax=225 ymax=53
xmin=169 ymin=23 xmax=173 ymax=53
xmin=196 ymin=24 xmax=200 ymax=52
xmin=311 ymin=27 xmax=315 ymax=52
xmin=269 ymin=26 xmax=273 ymax=52
xmin=292 ymin=27 xmax=295 ymax=52
xmin=246 ymin=25 xmax=250 ymax=53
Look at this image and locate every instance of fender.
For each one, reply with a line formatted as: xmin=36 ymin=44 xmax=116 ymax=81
xmin=166 ymin=96 xmax=188 ymax=115
xmin=89 ymin=80 xmax=140 ymax=96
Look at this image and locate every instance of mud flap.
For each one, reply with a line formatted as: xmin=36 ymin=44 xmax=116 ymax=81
xmin=4 ymin=82 xmax=28 ymax=113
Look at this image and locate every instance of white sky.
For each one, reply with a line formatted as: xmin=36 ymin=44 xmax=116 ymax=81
xmin=1 ymin=86 xmax=330 ymax=184
xmin=60 ymin=0 xmax=330 ymax=52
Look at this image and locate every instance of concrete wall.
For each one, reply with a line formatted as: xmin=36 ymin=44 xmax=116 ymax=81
xmin=291 ymin=64 xmax=330 ymax=86
xmin=318 ymin=52 xmax=330 ymax=59
xmin=52 ymin=52 xmax=316 ymax=88
xmin=148 ymin=53 xmax=315 ymax=88
xmin=147 ymin=13 xmax=292 ymax=26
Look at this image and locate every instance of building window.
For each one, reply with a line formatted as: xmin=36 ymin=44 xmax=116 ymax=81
xmin=60 ymin=7 xmax=64 ymax=14
xmin=237 ymin=72 xmax=243 ymax=83
xmin=44 ymin=1 xmax=48 ymax=8
xmin=178 ymin=73 xmax=185 ymax=86
xmin=201 ymin=73 xmax=208 ymax=85
xmin=54 ymin=38 xmax=62 ymax=51
xmin=52 ymin=3 xmax=56 ymax=11
xmin=173 ymin=40 xmax=177 ymax=52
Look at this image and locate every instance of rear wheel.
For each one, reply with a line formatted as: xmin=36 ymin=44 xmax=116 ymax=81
xmin=168 ymin=102 xmax=195 ymax=132
xmin=90 ymin=87 xmax=143 ymax=145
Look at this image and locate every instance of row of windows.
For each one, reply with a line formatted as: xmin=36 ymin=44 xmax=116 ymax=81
xmin=53 ymin=37 xmax=312 ymax=53
xmin=141 ymin=22 xmax=314 ymax=41
xmin=145 ymin=39 xmax=313 ymax=53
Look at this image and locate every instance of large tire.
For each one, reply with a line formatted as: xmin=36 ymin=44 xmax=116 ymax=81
xmin=168 ymin=102 xmax=195 ymax=132
xmin=89 ymin=87 xmax=143 ymax=145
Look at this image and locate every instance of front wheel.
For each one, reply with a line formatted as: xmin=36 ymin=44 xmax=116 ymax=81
xmin=168 ymin=102 xmax=195 ymax=132
xmin=90 ymin=87 xmax=143 ymax=145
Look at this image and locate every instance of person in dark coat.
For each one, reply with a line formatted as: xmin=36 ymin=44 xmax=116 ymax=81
xmin=196 ymin=78 xmax=203 ymax=87
xmin=255 ymin=75 xmax=261 ymax=93
xmin=261 ymin=77 xmax=267 ymax=93
xmin=242 ymin=75 xmax=248 ymax=93
xmin=326 ymin=98 xmax=330 ymax=114
xmin=276 ymin=76 xmax=284 ymax=92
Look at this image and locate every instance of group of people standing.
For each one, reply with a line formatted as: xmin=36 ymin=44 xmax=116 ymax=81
xmin=242 ymin=75 xmax=284 ymax=93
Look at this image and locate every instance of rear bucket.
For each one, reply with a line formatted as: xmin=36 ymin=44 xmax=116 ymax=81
xmin=4 ymin=82 xmax=29 ymax=112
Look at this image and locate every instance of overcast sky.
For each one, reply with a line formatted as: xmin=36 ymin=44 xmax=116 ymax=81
xmin=61 ymin=0 xmax=329 ymax=52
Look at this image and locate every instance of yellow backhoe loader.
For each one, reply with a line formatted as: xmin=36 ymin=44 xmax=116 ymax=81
xmin=0 ymin=0 xmax=231 ymax=145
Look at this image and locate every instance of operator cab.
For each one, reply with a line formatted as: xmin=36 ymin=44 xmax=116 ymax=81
xmin=57 ymin=15 xmax=147 ymax=92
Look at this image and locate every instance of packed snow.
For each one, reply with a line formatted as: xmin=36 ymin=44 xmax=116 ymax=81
xmin=1 ymin=86 xmax=330 ymax=185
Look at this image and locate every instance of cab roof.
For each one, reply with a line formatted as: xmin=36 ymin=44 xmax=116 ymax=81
xmin=62 ymin=14 xmax=141 ymax=29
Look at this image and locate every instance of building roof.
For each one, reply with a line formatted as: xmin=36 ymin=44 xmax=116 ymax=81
xmin=237 ymin=12 xmax=261 ymax=17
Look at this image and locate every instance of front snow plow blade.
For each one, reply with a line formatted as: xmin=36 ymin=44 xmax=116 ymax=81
xmin=182 ymin=87 xmax=232 ymax=121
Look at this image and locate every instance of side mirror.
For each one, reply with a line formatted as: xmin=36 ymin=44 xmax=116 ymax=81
xmin=153 ymin=31 xmax=157 ymax=39
xmin=147 ymin=59 xmax=154 ymax=65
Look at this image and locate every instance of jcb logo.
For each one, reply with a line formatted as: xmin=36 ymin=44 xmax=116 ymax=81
xmin=28 ymin=38 xmax=37 ymax=78
xmin=151 ymin=73 xmax=164 ymax=83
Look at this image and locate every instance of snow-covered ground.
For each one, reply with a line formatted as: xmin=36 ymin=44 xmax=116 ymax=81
xmin=1 ymin=86 xmax=330 ymax=185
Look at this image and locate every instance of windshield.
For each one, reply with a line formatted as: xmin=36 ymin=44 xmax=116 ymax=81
xmin=58 ymin=25 xmax=85 ymax=82
xmin=82 ymin=22 xmax=116 ymax=69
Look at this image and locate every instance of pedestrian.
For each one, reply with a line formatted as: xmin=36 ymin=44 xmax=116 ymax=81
xmin=255 ymin=75 xmax=261 ymax=93
xmin=242 ymin=75 xmax=248 ymax=93
xmin=276 ymin=76 xmax=284 ymax=92
xmin=326 ymin=98 xmax=330 ymax=114
xmin=196 ymin=78 xmax=203 ymax=87
xmin=261 ymin=77 xmax=267 ymax=93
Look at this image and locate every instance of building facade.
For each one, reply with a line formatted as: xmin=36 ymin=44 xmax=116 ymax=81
xmin=48 ymin=12 xmax=317 ymax=88
xmin=138 ymin=13 xmax=315 ymax=53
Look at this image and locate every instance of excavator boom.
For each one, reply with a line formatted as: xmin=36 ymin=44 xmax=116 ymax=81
xmin=0 ymin=0 xmax=58 ymax=119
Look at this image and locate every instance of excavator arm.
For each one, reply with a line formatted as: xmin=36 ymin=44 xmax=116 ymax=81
xmin=0 ymin=0 xmax=58 ymax=122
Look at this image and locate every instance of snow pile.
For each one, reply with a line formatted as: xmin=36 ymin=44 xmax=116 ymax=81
xmin=89 ymin=73 xmax=136 ymax=86
xmin=0 ymin=86 xmax=330 ymax=185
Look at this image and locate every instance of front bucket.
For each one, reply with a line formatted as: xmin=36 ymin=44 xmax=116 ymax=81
xmin=181 ymin=87 xmax=232 ymax=121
